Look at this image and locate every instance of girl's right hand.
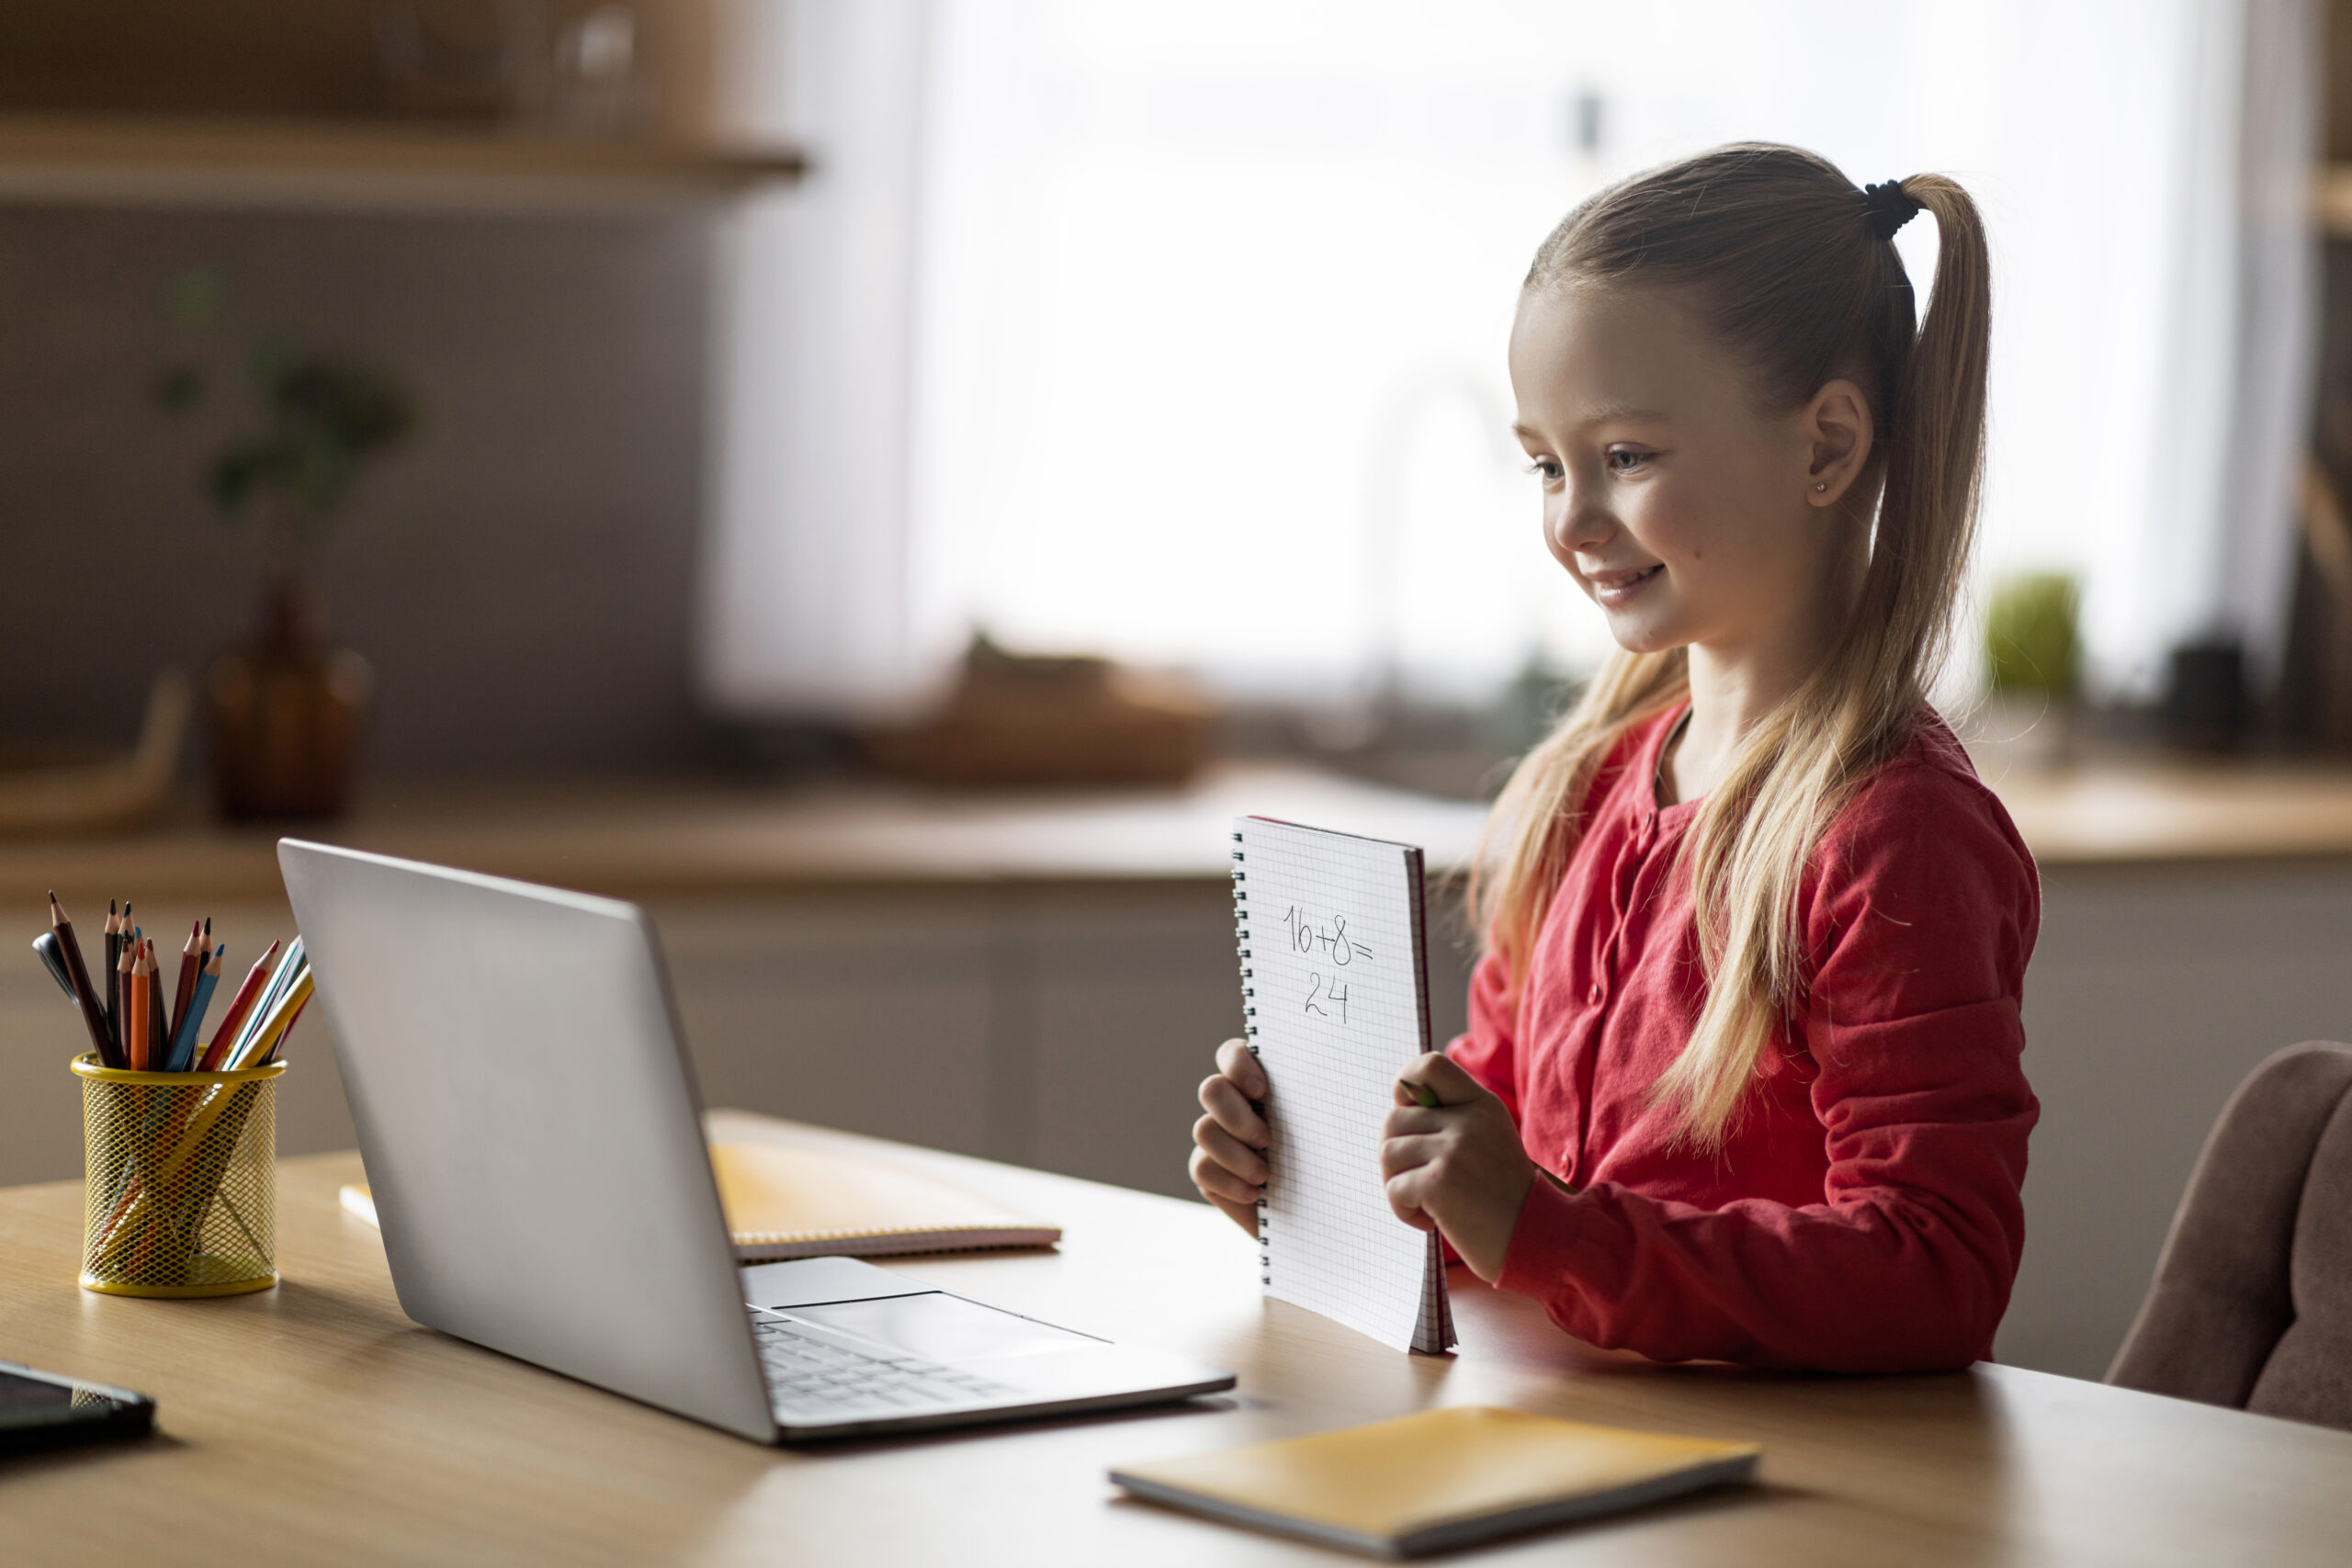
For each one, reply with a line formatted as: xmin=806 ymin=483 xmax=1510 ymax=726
xmin=1191 ymin=1037 xmax=1269 ymax=1235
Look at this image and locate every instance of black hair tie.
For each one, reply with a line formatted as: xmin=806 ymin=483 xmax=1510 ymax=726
xmin=1860 ymin=179 xmax=1924 ymax=242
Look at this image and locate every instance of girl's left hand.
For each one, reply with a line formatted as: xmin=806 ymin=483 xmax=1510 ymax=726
xmin=1380 ymin=1053 xmax=1534 ymax=1283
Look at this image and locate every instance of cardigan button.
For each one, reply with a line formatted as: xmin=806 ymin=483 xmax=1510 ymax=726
xmin=1587 ymin=982 xmax=1603 ymax=1005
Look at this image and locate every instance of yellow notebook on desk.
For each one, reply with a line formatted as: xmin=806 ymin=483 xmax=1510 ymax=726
xmin=1109 ymin=1405 xmax=1759 ymax=1559
xmin=341 ymin=1141 xmax=1061 ymax=1261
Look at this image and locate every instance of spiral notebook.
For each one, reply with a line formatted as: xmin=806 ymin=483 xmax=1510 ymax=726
xmin=1232 ymin=816 xmax=1454 ymax=1355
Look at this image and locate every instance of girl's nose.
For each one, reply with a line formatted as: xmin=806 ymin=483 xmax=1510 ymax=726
xmin=1550 ymin=475 xmax=1613 ymax=557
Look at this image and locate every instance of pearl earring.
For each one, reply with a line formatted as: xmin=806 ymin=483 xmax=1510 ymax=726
xmin=1814 ymin=482 xmax=1827 ymax=491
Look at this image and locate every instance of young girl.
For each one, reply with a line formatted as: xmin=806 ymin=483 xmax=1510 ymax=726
xmin=1190 ymin=144 xmax=2039 ymax=1373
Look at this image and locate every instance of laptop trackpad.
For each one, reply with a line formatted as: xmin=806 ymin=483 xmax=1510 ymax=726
xmin=786 ymin=1293 xmax=1102 ymax=1363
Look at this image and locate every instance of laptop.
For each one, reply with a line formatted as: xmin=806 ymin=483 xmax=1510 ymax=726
xmin=279 ymin=840 xmax=1236 ymax=1443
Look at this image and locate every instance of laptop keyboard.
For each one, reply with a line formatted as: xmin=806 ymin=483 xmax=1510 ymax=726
xmin=752 ymin=1314 xmax=1016 ymax=1419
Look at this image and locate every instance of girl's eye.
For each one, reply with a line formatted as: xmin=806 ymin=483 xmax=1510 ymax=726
xmin=1606 ymin=448 xmax=1654 ymax=474
xmin=1525 ymin=458 xmax=1564 ymax=484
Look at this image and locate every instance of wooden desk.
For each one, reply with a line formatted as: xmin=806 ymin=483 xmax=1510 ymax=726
xmin=1 ymin=1115 xmax=2346 ymax=1565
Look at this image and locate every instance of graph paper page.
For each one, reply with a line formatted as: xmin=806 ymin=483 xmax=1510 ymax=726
xmin=1234 ymin=816 xmax=1448 ymax=1353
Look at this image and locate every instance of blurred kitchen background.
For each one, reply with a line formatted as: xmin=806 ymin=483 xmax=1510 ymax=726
xmin=4 ymin=0 xmax=2352 ymax=1384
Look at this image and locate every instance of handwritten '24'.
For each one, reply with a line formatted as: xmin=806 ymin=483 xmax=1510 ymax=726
xmin=1284 ymin=905 xmax=1374 ymax=1024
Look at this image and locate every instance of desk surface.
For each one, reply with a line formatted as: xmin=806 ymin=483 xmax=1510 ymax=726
xmin=6 ymin=755 xmax=2352 ymax=910
xmin=1 ymin=1114 xmax=2346 ymax=1566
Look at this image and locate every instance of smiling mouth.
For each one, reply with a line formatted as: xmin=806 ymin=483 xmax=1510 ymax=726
xmin=1587 ymin=564 xmax=1663 ymax=604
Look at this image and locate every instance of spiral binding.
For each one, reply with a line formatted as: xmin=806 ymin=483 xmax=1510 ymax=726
xmin=1231 ymin=829 xmax=1272 ymax=1286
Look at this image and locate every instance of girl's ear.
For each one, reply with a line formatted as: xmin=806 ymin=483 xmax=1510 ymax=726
xmin=1803 ymin=378 xmax=1875 ymax=508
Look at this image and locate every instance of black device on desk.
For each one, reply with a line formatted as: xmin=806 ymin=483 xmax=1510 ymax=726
xmin=0 ymin=1359 xmax=154 ymax=1454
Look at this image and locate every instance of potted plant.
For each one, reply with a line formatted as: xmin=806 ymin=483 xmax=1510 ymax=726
xmin=157 ymin=275 xmax=416 ymax=818
xmin=1979 ymin=571 xmax=2082 ymax=767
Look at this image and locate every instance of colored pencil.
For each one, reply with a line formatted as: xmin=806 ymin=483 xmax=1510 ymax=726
xmin=124 ymin=944 xmax=151 ymax=1071
xmin=227 ymin=940 xmax=304 ymax=1066
xmin=166 ymin=944 xmax=223 ymax=1073
xmin=231 ymin=965 xmax=312 ymax=1069
xmin=103 ymin=900 xmax=121 ymax=1060
xmin=258 ymin=992 xmax=309 ymax=1066
xmin=168 ymin=920 xmax=201 ymax=1048
xmin=47 ymin=894 xmax=117 ymax=1067
xmin=115 ymin=942 xmax=135 ymax=1061
xmin=144 ymin=940 xmax=165 ymax=1070
xmin=199 ymin=940 xmax=277 ymax=1072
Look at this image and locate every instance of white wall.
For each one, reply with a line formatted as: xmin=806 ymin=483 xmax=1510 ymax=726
xmin=1998 ymin=860 xmax=2352 ymax=1378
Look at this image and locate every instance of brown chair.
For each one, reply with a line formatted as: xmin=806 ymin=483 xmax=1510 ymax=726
xmin=2108 ymin=1041 xmax=2352 ymax=1430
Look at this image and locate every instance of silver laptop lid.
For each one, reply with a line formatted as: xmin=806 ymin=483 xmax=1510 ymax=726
xmin=279 ymin=839 xmax=778 ymax=1442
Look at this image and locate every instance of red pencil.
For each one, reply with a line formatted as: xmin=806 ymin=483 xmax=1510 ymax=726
xmin=199 ymin=940 xmax=278 ymax=1073
xmin=169 ymin=919 xmax=202 ymax=1046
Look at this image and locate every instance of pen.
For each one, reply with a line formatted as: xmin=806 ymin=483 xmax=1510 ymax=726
xmin=31 ymin=931 xmax=77 ymax=1003
xmin=1398 ymin=1078 xmax=1442 ymax=1110
xmin=48 ymin=894 xmax=118 ymax=1068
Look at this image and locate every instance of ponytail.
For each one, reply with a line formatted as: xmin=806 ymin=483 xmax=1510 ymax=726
xmin=1473 ymin=148 xmax=1994 ymax=1145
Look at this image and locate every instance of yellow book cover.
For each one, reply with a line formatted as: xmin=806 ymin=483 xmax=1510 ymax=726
xmin=1109 ymin=1405 xmax=1759 ymax=1558
xmin=342 ymin=1141 xmax=1060 ymax=1261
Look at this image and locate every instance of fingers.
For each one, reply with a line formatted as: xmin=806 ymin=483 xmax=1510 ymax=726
xmin=1199 ymin=1072 xmax=1268 ymax=1149
xmin=1203 ymin=1190 xmax=1261 ymax=1235
xmin=1401 ymin=1052 xmax=1483 ymax=1103
xmin=1381 ymin=1103 xmax=1447 ymax=1141
xmin=1384 ymin=1168 xmax=1438 ymax=1231
xmin=1378 ymin=1130 xmax=1442 ymax=1181
xmin=1190 ymin=1143 xmax=1263 ymax=1207
xmin=1216 ymin=1037 xmax=1267 ymax=1099
xmin=1193 ymin=1113 xmax=1268 ymax=1187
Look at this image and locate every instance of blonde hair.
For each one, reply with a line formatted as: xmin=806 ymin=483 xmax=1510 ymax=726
xmin=1472 ymin=144 xmax=1992 ymax=1145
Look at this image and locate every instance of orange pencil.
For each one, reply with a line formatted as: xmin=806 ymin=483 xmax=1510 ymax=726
xmin=169 ymin=919 xmax=202 ymax=1046
xmin=124 ymin=944 xmax=151 ymax=1071
xmin=199 ymin=940 xmax=278 ymax=1073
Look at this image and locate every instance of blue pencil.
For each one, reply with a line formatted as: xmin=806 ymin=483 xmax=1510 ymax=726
xmin=164 ymin=944 xmax=224 ymax=1072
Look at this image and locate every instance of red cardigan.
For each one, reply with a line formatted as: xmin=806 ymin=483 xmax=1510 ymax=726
xmin=1449 ymin=705 xmax=2040 ymax=1371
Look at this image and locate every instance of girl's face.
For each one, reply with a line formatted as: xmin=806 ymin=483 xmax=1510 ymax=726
xmin=1507 ymin=284 xmax=1859 ymax=663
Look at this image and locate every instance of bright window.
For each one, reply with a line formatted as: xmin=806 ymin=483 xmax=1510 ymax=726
xmin=703 ymin=1 xmax=2313 ymax=714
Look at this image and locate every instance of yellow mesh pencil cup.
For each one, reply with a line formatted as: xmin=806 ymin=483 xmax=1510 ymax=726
xmin=74 ymin=1053 xmax=286 ymax=1297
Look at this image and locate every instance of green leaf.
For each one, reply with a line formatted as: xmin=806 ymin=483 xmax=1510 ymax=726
xmin=1984 ymin=572 xmax=2082 ymax=697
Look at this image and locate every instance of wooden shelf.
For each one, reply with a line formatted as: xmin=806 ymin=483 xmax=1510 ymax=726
xmin=5 ymin=756 xmax=2351 ymax=912
xmin=0 ymin=113 xmax=807 ymax=216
